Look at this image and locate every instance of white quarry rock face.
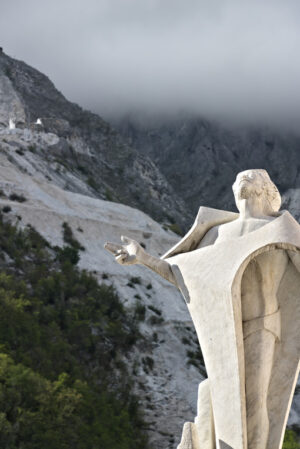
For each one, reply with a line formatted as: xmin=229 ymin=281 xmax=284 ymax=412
xmin=0 ymin=147 xmax=204 ymax=449
xmin=0 ymin=73 xmax=26 ymax=127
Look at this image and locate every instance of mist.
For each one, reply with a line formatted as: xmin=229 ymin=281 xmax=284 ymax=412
xmin=1 ymin=0 xmax=300 ymax=125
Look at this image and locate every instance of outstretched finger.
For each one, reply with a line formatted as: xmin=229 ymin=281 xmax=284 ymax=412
xmin=121 ymin=235 xmax=133 ymax=245
xmin=104 ymin=242 xmax=123 ymax=255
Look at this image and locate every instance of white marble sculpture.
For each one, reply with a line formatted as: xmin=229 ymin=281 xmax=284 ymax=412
xmin=105 ymin=169 xmax=300 ymax=449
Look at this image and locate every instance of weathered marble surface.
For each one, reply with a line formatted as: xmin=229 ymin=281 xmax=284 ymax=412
xmin=106 ymin=170 xmax=300 ymax=449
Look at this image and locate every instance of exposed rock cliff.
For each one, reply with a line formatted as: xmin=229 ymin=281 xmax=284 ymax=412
xmin=115 ymin=112 xmax=300 ymax=221
xmin=0 ymin=51 xmax=191 ymax=230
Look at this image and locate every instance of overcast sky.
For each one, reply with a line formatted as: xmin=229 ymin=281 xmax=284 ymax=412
xmin=1 ymin=0 xmax=300 ymax=124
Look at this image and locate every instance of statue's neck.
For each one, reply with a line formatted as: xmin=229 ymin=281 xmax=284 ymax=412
xmin=237 ymin=198 xmax=266 ymax=220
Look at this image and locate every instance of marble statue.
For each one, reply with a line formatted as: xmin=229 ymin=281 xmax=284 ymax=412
xmin=105 ymin=169 xmax=300 ymax=449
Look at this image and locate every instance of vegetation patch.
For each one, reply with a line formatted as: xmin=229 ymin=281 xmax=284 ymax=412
xmin=148 ymin=304 xmax=162 ymax=316
xmin=148 ymin=315 xmax=164 ymax=326
xmin=142 ymin=356 xmax=154 ymax=373
xmin=0 ymin=214 xmax=148 ymax=449
xmin=283 ymin=429 xmax=300 ymax=448
xmin=62 ymin=221 xmax=85 ymax=251
xmin=9 ymin=193 xmax=27 ymax=203
xmin=167 ymin=223 xmax=183 ymax=236
xmin=130 ymin=276 xmax=141 ymax=285
xmin=2 ymin=205 xmax=11 ymax=213
xmin=105 ymin=188 xmax=114 ymax=201
xmin=87 ymin=176 xmax=98 ymax=190
xmin=28 ymin=144 xmax=36 ymax=153
xmin=134 ymin=303 xmax=146 ymax=322
xmin=186 ymin=349 xmax=206 ymax=377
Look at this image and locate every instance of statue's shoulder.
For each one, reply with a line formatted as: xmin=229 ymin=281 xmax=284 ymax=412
xmin=274 ymin=210 xmax=300 ymax=238
xmin=194 ymin=206 xmax=238 ymax=226
xmin=162 ymin=206 xmax=238 ymax=259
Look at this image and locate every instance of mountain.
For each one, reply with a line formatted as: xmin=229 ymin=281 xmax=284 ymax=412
xmin=0 ymin=50 xmax=191 ymax=231
xmin=0 ymin=49 xmax=203 ymax=448
xmin=0 ymin=49 xmax=299 ymax=447
xmin=115 ymin=112 xmax=300 ymax=221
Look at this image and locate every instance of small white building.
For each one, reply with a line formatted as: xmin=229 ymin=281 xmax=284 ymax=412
xmin=8 ymin=118 xmax=16 ymax=129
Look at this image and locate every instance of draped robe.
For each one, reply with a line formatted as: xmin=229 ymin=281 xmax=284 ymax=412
xmin=162 ymin=207 xmax=300 ymax=449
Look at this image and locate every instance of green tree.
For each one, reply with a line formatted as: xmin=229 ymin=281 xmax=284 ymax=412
xmin=283 ymin=429 xmax=300 ymax=449
xmin=0 ymin=214 xmax=148 ymax=449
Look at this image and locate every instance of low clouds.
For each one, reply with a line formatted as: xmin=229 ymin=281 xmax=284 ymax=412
xmin=1 ymin=0 xmax=300 ymax=124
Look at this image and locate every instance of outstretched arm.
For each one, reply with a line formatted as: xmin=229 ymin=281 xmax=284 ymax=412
xmin=104 ymin=236 xmax=177 ymax=286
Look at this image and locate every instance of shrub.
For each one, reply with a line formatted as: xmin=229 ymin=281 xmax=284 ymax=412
xmin=9 ymin=193 xmax=26 ymax=202
xmin=28 ymin=144 xmax=36 ymax=153
xmin=105 ymin=189 xmax=114 ymax=201
xmin=186 ymin=349 xmax=206 ymax=377
xmin=4 ymin=66 xmax=12 ymax=78
xmin=149 ymin=315 xmax=164 ymax=325
xmin=62 ymin=221 xmax=85 ymax=251
xmin=87 ymin=176 xmax=98 ymax=190
xmin=142 ymin=356 xmax=154 ymax=372
xmin=168 ymin=223 xmax=183 ymax=236
xmin=148 ymin=305 xmax=162 ymax=316
xmin=130 ymin=276 xmax=141 ymax=285
xmin=57 ymin=245 xmax=80 ymax=265
xmin=77 ymin=165 xmax=88 ymax=175
xmin=134 ymin=303 xmax=146 ymax=321
xmin=2 ymin=205 xmax=11 ymax=213
xmin=283 ymin=429 xmax=300 ymax=449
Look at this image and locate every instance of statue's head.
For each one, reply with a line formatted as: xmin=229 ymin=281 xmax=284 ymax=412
xmin=232 ymin=169 xmax=281 ymax=215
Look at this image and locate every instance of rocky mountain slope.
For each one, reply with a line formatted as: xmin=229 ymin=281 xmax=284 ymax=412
xmin=115 ymin=112 xmax=300 ymax=221
xmin=0 ymin=50 xmax=191 ymax=230
xmin=0 ymin=135 xmax=206 ymax=449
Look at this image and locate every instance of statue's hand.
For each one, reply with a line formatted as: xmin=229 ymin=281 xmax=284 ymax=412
xmin=104 ymin=236 xmax=145 ymax=265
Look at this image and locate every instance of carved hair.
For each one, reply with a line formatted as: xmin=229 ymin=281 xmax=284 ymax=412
xmin=233 ymin=169 xmax=281 ymax=214
xmin=258 ymin=169 xmax=281 ymax=212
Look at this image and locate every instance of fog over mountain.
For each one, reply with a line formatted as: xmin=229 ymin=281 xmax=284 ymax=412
xmin=1 ymin=0 xmax=300 ymax=125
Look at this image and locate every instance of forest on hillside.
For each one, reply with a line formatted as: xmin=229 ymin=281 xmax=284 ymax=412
xmin=0 ymin=213 xmax=148 ymax=449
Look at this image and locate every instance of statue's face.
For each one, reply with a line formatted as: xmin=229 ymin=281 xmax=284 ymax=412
xmin=233 ymin=170 xmax=265 ymax=203
xmin=233 ymin=169 xmax=281 ymax=214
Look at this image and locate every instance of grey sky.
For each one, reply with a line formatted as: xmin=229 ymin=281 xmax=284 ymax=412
xmin=1 ymin=0 xmax=300 ymax=123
